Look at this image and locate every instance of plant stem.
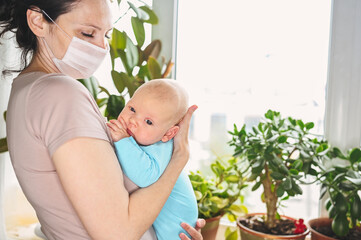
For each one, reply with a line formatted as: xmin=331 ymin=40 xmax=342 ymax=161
xmin=262 ymin=164 xmax=278 ymax=229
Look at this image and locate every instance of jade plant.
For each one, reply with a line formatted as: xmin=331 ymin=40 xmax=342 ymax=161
xmin=320 ymin=147 xmax=361 ymax=237
xmin=188 ymin=157 xmax=248 ymax=221
xmin=228 ymin=110 xmax=328 ymax=230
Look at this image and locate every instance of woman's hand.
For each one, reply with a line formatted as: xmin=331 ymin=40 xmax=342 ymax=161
xmin=179 ymin=219 xmax=206 ymax=240
xmin=173 ymin=105 xmax=198 ymax=164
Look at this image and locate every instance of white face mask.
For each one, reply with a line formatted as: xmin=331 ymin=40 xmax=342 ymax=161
xmin=41 ymin=10 xmax=109 ymax=79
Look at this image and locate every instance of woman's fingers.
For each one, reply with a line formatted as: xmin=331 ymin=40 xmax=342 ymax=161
xmin=180 ymin=222 xmax=203 ymax=240
xmin=176 ymin=105 xmax=198 ymax=139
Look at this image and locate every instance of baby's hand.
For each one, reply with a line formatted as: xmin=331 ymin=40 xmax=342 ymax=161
xmin=106 ymin=118 xmax=130 ymax=142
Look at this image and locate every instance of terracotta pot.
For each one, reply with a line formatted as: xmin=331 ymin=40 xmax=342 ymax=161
xmin=201 ymin=215 xmax=222 ymax=240
xmin=308 ymin=218 xmax=336 ymax=240
xmin=308 ymin=217 xmax=361 ymax=240
xmin=237 ymin=213 xmax=310 ymax=240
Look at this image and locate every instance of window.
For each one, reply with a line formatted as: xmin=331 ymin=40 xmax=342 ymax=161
xmin=176 ymin=0 xmax=331 ymax=221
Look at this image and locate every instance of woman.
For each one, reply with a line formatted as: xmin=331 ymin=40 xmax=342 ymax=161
xmin=1 ymin=0 xmax=204 ymax=239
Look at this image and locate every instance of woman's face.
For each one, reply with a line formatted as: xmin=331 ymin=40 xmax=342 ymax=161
xmin=44 ymin=0 xmax=113 ymax=59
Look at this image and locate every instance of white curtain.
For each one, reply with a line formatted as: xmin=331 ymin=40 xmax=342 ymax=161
xmin=322 ymin=0 xmax=361 ymax=216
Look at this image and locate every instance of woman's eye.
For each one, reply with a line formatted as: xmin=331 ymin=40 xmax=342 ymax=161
xmin=145 ymin=119 xmax=153 ymax=125
xmin=81 ymin=32 xmax=93 ymax=38
xmin=130 ymin=107 xmax=135 ymax=113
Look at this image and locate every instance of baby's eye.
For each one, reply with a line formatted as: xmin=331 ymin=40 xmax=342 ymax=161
xmin=130 ymin=107 xmax=135 ymax=113
xmin=145 ymin=119 xmax=153 ymax=125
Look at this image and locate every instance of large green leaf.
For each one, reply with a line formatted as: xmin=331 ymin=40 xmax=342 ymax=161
xmin=139 ymin=6 xmax=159 ymax=24
xmin=131 ymin=17 xmax=145 ymax=47
xmin=111 ymin=70 xmax=126 ymax=94
xmin=106 ymin=95 xmax=125 ymax=120
xmin=118 ymin=73 xmax=138 ymax=97
xmin=125 ymin=36 xmax=139 ymax=72
xmin=111 ymin=28 xmax=127 ymax=51
xmin=143 ymin=40 xmax=162 ymax=61
xmin=128 ymin=1 xmax=149 ymax=21
xmin=147 ymin=56 xmax=162 ymax=79
xmin=78 ymin=76 xmax=99 ymax=99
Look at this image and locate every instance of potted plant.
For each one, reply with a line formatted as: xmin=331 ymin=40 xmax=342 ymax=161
xmin=228 ymin=110 xmax=327 ymax=239
xmin=308 ymin=147 xmax=361 ymax=240
xmin=189 ymin=157 xmax=248 ymax=240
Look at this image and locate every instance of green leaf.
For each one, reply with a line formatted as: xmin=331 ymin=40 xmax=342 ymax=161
xmin=139 ymin=6 xmax=158 ymax=24
xmin=289 ymin=169 xmax=299 ymax=175
xmin=278 ymin=135 xmax=287 ymax=143
xmin=131 ymin=17 xmax=145 ymax=47
xmin=292 ymin=159 xmax=303 ymax=170
xmin=111 ymin=70 xmax=125 ymax=94
xmin=111 ymin=28 xmax=127 ymax=50
xmin=147 ymin=56 xmax=162 ymax=79
xmin=3 ymin=110 xmax=6 ymax=122
xmin=276 ymin=185 xmax=285 ymax=197
xmin=350 ymin=148 xmax=361 ymax=164
xmin=292 ymin=180 xmax=303 ymax=194
xmin=265 ymin=110 xmax=274 ymax=120
xmin=283 ymin=177 xmax=292 ymax=190
xmin=194 ymin=190 xmax=202 ymax=200
xmin=252 ymin=181 xmax=262 ymax=191
xmin=78 ymin=76 xmax=99 ymax=99
xmin=270 ymin=172 xmax=284 ymax=180
xmin=345 ymin=176 xmax=361 ymax=186
xmin=225 ymin=227 xmax=238 ymax=240
xmin=305 ymin=122 xmax=315 ymax=130
xmin=128 ymin=1 xmax=149 ymax=21
xmin=297 ymin=120 xmax=304 ymax=129
xmin=225 ymin=175 xmax=239 ymax=183
xmin=0 ymin=138 xmax=8 ymax=153
xmin=125 ymin=36 xmax=139 ymax=72
xmin=106 ymin=95 xmax=125 ymax=120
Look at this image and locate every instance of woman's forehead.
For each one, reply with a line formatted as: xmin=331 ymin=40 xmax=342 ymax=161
xmin=60 ymin=0 xmax=113 ymax=30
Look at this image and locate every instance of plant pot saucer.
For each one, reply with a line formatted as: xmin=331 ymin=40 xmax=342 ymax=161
xmin=237 ymin=213 xmax=309 ymax=240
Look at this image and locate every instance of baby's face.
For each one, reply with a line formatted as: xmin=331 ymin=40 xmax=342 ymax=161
xmin=118 ymin=91 xmax=178 ymax=145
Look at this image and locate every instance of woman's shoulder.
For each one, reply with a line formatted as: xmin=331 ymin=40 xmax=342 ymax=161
xmin=17 ymin=72 xmax=89 ymax=98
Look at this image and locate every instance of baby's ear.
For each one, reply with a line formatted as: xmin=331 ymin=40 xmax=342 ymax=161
xmin=161 ymin=126 xmax=180 ymax=142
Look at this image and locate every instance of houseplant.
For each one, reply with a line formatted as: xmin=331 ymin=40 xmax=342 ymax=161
xmin=228 ymin=109 xmax=327 ymax=239
xmin=308 ymin=147 xmax=361 ymax=240
xmin=189 ymin=157 xmax=248 ymax=240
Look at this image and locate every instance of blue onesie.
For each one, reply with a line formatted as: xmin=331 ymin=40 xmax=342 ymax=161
xmin=114 ymin=137 xmax=198 ymax=240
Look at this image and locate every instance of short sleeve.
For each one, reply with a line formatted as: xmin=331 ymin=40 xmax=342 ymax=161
xmin=26 ymin=74 xmax=110 ymax=156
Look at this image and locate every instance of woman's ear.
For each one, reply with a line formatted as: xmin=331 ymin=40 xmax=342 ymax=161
xmin=161 ymin=126 xmax=180 ymax=142
xmin=26 ymin=8 xmax=48 ymax=37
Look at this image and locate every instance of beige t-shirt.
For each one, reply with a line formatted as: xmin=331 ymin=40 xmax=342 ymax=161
xmin=6 ymin=72 xmax=156 ymax=240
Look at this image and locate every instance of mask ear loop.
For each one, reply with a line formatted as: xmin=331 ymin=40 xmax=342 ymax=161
xmin=41 ymin=10 xmax=72 ymax=39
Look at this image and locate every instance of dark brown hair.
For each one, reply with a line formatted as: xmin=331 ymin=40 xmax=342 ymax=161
xmin=0 ymin=0 xmax=80 ymax=74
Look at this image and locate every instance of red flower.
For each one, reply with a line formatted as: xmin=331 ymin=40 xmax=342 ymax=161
xmin=294 ymin=218 xmax=307 ymax=234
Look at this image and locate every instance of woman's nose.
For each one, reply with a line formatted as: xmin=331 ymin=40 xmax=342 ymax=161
xmin=94 ymin=38 xmax=108 ymax=49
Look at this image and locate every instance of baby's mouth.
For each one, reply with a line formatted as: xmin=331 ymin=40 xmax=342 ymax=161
xmin=127 ymin=128 xmax=134 ymax=137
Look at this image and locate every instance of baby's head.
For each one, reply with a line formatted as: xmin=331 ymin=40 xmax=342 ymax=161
xmin=118 ymin=79 xmax=188 ymax=145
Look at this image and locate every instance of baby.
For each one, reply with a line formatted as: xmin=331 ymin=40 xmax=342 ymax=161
xmin=106 ymin=79 xmax=198 ymax=240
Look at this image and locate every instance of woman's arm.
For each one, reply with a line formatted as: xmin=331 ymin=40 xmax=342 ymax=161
xmin=53 ymin=105 xmax=198 ymax=240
